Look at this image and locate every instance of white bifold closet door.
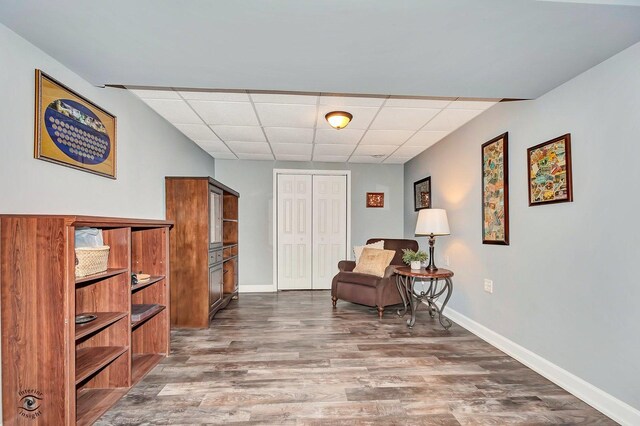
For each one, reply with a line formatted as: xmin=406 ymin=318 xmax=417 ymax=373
xmin=312 ymin=175 xmax=347 ymax=290
xmin=277 ymin=174 xmax=313 ymax=290
xmin=277 ymin=173 xmax=347 ymax=290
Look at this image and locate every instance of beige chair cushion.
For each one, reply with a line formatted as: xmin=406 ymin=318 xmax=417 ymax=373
xmin=353 ymin=240 xmax=384 ymax=263
xmin=353 ymin=248 xmax=395 ymax=278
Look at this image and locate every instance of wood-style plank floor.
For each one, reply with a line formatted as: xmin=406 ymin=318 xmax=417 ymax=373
xmin=98 ymin=291 xmax=615 ymax=425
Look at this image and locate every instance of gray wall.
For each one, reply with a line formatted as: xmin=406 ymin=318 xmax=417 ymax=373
xmin=404 ymin=41 xmax=640 ymax=409
xmin=0 ymin=23 xmax=215 ymax=218
xmin=215 ymin=160 xmax=404 ymax=288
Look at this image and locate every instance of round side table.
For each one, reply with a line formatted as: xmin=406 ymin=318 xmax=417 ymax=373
xmin=395 ymin=266 xmax=454 ymax=329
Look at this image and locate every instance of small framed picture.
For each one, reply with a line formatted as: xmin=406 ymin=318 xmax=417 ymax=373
xmin=34 ymin=69 xmax=117 ymax=179
xmin=482 ymin=133 xmax=509 ymax=245
xmin=366 ymin=192 xmax=384 ymax=208
xmin=527 ymin=134 xmax=573 ymax=206
xmin=414 ymin=176 xmax=431 ymax=211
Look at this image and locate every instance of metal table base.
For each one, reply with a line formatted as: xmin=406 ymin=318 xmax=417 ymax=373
xmin=396 ymin=273 xmax=453 ymax=329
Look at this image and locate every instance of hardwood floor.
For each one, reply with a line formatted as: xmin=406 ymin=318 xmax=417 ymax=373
xmin=98 ymin=291 xmax=614 ymax=425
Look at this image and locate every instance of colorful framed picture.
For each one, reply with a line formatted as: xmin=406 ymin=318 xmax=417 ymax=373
xmin=34 ymin=69 xmax=117 ymax=179
xmin=482 ymin=133 xmax=509 ymax=245
xmin=366 ymin=192 xmax=384 ymax=208
xmin=414 ymin=176 xmax=431 ymax=211
xmin=527 ymin=134 xmax=573 ymax=206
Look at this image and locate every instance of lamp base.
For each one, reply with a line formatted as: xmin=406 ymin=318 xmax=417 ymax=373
xmin=426 ymin=234 xmax=438 ymax=272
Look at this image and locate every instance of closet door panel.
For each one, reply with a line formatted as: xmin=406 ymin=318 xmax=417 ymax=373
xmin=277 ymin=174 xmax=312 ymax=289
xmin=312 ymin=175 xmax=347 ymax=289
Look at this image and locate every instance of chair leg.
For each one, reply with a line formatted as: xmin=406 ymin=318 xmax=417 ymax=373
xmin=377 ymin=306 xmax=384 ymax=319
xmin=331 ymin=296 xmax=337 ymax=308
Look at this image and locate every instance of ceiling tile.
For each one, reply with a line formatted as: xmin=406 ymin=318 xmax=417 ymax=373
xmin=404 ymin=131 xmax=448 ymax=147
xmin=360 ymin=130 xmax=414 ymax=146
xmin=188 ymin=101 xmax=259 ymax=126
xmin=385 ymin=98 xmax=452 ymax=109
xmin=349 ymin=156 xmax=384 ymax=164
xmin=422 ymin=109 xmax=484 ymax=131
xmin=275 ymin=154 xmax=312 ymax=162
xmin=175 ymin=123 xmax=219 ymax=140
xmin=144 ymin=99 xmax=202 ymax=124
xmin=352 ymin=145 xmax=397 ymax=156
xmin=210 ymin=152 xmax=237 ymax=160
xmin=383 ymin=157 xmax=412 ymax=164
xmin=236 ymin=153 xmax=274 ymax=161
xmin=178 ymin=90 xmax=250 ymax=102
xmin=314 ymin=144 xmax=355 ymax=156
xmin=317 ymin=106 xmax=378 ymax=130
xmin=370 ymin=107 xmax=440 ymax=131
xmin=393 ymin=145 xmax=427 ymax=157
xmin=227 ymin=141 xmax=272 ymax=154
xmin=254 ymin=103 xmax=317 ymax=128
xmin=314 ymin=128 xmax=364 ymax=145
xmin=211 ymin=126 xmax=265 ymax=142
xmin=195 ymin=140 xmax=230 ymax=153
xmin=250 ymin=93 xmax=318 ymax=105
xmin=319 ymin=95 xmax=385 ymax=107
xmin=129 ymin=88 xmax=180 ymax=99
xmin=264 ymin=127 xmax=314 ymax=144
xmin=271 ymin=143 xmax=313 ymax=155
xmin=312 ymin=155 xmax=349 ymax=163
xmin=448 ymin=100 xmax=498 ymax=110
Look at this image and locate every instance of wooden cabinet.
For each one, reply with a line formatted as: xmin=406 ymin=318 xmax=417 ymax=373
xmin=166 ymin=177 xmax=239 ymax=328
xmin=0 ymin=215 xmax=172 ymax=425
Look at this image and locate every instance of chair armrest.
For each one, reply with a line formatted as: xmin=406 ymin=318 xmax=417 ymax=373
xmin=383 ymin=265 xmax=399 ymax=278
xmin=338 ymin=260 xmax=356 ymax=272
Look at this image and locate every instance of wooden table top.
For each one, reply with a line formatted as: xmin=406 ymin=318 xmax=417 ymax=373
xmin=394 ymin=266 xmax=454 ymax=278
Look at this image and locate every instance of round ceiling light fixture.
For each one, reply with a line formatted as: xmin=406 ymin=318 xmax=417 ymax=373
xmin=325 ymin=111 xmax=353 ymax=130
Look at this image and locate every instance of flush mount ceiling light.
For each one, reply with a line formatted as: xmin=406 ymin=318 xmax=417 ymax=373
xmin=325 ymin=111 xmax=353 ymax=130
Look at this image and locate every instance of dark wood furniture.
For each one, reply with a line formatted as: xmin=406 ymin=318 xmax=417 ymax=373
xmin=331 ymin=239 xmax=419 ymax=319
xmin=394 ymin=266 xmax=454 ymax=329
xmin=0 ymin=215 xmax=172 ymax=425
xmin=165 ymin=177 xmax=239 ymax=328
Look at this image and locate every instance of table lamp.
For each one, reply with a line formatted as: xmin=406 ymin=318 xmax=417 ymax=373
xmin=415 ymin=208 xmax=450 ymax=272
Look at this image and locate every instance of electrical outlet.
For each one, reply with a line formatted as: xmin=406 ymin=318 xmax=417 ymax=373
xmin=484 ymin=279 xmax=493 ymax=293
xmin=444 ymin=256 xmax=450 ymax=267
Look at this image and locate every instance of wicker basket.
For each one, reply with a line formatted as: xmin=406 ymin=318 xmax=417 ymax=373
xmin=75 ymin=245 xmax=110 ymax=277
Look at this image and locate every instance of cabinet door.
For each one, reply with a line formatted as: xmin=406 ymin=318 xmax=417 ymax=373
xmin=209 ymin=185 xmax=223 ymax=249
xmin=209 ymin=264 xmax=223 ymax=310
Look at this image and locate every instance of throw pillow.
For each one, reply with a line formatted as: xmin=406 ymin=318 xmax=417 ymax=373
xmin=353 ymin=240 xmax=384 ymax=263
xmin=353 ymin=248 xmax=395 ymax=278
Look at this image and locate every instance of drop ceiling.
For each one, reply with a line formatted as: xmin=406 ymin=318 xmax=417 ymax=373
xmin=130 ymin=89 xmax=498 ymax=163
xmin=2 ymin=1 xmax=640 ymax=99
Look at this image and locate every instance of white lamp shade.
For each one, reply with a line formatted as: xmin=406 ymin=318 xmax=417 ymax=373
xmin=415 ymin=208 xmax=450 ymax=236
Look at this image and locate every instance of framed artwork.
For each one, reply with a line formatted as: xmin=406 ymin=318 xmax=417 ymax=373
xmin=482 ymin=132 xmax=509 ymax=245
xmin=366 ymin=192 xmax=384 ymax=208
xmin=527 ymin=134 xmax=573 ymax=206
xmin=414 ymin=176 xmax=431 ymax=211
xmin=34 ymin=69 xmax=117 ymax=178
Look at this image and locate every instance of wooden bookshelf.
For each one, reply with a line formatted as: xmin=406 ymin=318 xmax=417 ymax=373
xmin=0 ymin=215 xmax=172 ymax=425
xmin=166 ymin=177 xmax=239 ymax=328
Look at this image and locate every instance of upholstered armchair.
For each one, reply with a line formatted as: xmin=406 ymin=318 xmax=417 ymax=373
xmin=331 ymin=238 xmax=419 ymax=319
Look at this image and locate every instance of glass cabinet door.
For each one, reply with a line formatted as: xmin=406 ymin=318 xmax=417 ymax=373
xmin=209 ymin=186 xmax=223 ymax=247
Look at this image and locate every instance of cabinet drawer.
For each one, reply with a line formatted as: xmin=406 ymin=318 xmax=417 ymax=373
xmin=209 ymin=249 xmax=223 ymax=265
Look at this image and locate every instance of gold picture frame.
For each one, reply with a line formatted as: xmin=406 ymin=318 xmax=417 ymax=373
xmin=34 ymin=69 xmax=117 ymax=178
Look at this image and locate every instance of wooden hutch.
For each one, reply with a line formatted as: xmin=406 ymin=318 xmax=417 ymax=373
xmin=165 ymin=177 xmax=239 ymax=328
xmin=0 ymin=215 xmax=172 ymax=425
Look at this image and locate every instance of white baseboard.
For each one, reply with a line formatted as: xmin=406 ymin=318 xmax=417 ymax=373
xmin=439 ymin=304 xmax=640 ymax=425
xmin=238 ymin=284 xmax=276 ymax=293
